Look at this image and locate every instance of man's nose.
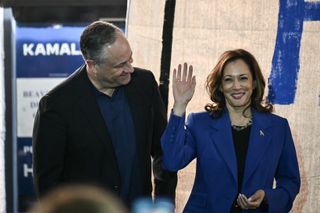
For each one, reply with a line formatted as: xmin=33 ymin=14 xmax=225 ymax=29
xmin=125 ymin=60 xmax=134 ymax=73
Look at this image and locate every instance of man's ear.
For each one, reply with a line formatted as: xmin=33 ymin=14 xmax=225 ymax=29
xmin=86 ymin=59 xmax=96 ymax=74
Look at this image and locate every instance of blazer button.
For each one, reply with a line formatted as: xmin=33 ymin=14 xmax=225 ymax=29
xmin=113 ymin=185 xmax=119 ymax=191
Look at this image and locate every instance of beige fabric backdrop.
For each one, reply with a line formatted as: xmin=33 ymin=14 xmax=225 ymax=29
xmin=127 ymin=0 xmax=320 ymax=212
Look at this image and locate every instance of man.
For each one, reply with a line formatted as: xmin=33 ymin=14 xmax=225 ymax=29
xmin=32 ymin=21 xmax=177 ymax=206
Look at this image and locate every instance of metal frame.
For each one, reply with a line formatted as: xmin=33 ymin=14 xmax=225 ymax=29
xmin=3 ymin=7 xmax=18 ymax=213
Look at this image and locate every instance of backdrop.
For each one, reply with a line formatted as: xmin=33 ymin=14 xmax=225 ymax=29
xmin=126 ymin=0 xmax=320 ymax=212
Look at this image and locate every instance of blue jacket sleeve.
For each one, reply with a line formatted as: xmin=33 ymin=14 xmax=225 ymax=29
xmin=264 ymin=119 xmax=301 ymax=213
xmin=161 ymin=112 xmax=197 ymax=171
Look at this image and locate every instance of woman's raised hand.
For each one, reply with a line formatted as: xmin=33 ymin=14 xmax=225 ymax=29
xmin=172 ymin=63 xmax=196 ymax=116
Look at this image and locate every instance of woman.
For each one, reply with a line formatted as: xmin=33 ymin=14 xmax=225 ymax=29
xmin=161 ymin=49 xmax=300 ymax=212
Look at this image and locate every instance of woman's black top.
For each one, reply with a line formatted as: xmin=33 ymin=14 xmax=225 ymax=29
xmin=230 ymin=125 xmax=251 ymax=213
xmin=229 ymin=124 xmax=269 ymax=212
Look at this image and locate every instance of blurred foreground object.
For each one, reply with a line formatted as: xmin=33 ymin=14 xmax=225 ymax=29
xmin=132 ymin=197 xmax=174 ymax=213
xmin=28 ymin=184 xmax=128 ymax=213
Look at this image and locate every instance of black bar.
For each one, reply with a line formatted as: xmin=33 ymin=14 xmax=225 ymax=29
xmin=0 ymin=0 xmax=127 ymax=7
xmin=159 ymin=0 xmax=176 ymax=114
xmin=11 ymin=6 xmax=127 ymax=23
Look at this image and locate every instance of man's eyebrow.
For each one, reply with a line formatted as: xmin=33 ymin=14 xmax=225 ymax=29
xmin=113 ymin=52 xmax=133 ymax=67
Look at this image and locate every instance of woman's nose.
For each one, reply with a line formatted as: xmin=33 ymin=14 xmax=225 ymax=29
xmin=233 ymin=79 xmax=241 ymax=89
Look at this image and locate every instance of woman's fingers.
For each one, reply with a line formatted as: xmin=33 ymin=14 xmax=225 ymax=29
xmin=177 ymin=64 xmax=182 ymax=81
xmin=237 ymin=192 xmax=263 ymax=210
xmin=187 ymin=65 xmax=193 ymax=83
xmin=174 ymin=63 xmax=193 ymax=83
xmin=182 ymin=63 xmax=188 ymax=82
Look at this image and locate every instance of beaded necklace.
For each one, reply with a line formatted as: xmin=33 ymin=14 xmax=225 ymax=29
xmin=231 ymin=119 xmax=252 ymax=131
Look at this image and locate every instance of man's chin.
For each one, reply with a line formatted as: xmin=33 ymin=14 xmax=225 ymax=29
xmin=120 ymin=76 xmax=131 ymax=85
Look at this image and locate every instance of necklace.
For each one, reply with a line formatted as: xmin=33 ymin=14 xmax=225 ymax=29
xmin=231 ymin=119 xmax=252 ymax=131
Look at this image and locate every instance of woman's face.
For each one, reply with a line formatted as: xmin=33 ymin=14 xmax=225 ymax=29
xmin=220 ymin=59 xmax=254 ymax=111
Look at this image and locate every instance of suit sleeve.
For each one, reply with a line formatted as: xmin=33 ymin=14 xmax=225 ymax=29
xmin=32 ymin=95 xmax=67 ymax=198
xmin=161 ymin=113 xmax=197 ymax=171
xmin=264 ymin=119 xmax=301 ymax=212
xmin=149 ymin=75 xmax=177 ymax=202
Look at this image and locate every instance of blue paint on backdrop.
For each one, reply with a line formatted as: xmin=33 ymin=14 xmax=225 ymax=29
xmin=268 ymin=0 xmax=320 ymax=104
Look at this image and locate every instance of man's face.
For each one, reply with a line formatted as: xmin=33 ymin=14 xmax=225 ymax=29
xmin=92 ymin=31 xmax=134 ymax=89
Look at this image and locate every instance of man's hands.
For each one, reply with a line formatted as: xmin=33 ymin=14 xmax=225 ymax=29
xmin=237 ymin=190 xmax=265 ymax=210
xmin=172 ymin=63 xmax=196 ymax=116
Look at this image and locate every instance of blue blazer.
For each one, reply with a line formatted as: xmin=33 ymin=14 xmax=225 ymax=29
xmin=161 ymin=109 xmax=300 ymax=213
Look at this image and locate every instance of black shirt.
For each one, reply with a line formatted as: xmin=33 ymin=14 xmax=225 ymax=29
xmin=93 ymin=86 xmax=142 ymax=203
xmin=230 ymin=125 xmax=251 ymax=213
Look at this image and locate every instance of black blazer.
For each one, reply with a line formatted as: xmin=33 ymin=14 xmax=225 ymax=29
xmin=32 ymin=65 xmax=177 ymax=202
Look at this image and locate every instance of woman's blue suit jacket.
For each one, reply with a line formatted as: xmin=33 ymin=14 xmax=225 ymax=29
xmin=161 ymin=109 xmax=300 ymax=213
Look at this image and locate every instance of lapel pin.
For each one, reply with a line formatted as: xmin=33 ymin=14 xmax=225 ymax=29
xmin=260 ymin=130 xmax=264 ymax=136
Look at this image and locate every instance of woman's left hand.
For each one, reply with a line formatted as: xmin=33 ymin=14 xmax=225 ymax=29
xmin=237 ymin=189 xmax=265 ymax=210
xmin=172 ymin=63 xmax=196 ymax=116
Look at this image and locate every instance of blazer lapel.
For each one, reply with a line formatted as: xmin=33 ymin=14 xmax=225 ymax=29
xmin=210 ymin=111 xmax=237 ymax=183
xmin=243 ymin=111 xmax=272 ymax=185
xmin=124 ymin=76 xmax=146 ymax=162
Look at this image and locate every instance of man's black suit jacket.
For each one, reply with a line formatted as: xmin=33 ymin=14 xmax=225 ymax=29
xmin=32 ymin=65 xmax=177 ymax=203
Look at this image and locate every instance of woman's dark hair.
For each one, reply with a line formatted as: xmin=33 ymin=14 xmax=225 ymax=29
xmin=205 ymin=49 xmax=273 ymax=117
